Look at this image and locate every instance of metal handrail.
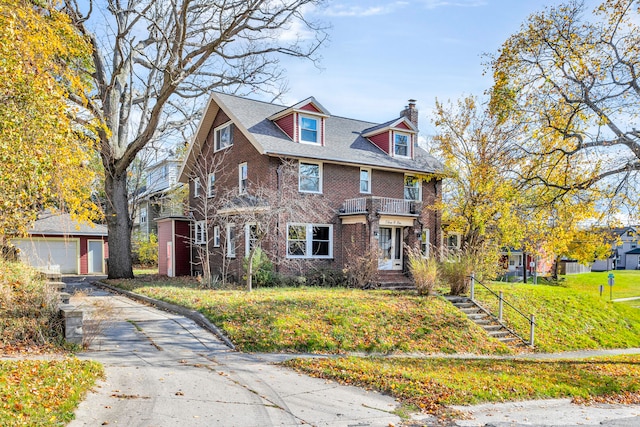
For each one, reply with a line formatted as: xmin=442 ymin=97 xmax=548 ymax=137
xmin=470 ymin=273 xmax=536 ymax=347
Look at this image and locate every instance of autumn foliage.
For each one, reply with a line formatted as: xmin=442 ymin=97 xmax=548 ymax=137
xmin=0 ymin=0 xmax=99 ymax=238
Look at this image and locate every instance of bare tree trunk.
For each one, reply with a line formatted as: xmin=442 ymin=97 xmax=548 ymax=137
xmin=105 ymin=171 xmax=134 ymax=279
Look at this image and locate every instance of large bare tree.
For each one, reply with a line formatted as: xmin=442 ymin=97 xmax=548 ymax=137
xmin=61 ymin=0 xmax=328 ymax=278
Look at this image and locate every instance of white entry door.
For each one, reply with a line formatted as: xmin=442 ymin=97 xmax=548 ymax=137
xmin=87 ymin=240 xmax=104 ymax=274
xmin=378 ymin=227 xmax=403 ymax=270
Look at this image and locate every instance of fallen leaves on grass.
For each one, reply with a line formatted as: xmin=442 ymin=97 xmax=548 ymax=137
xmin=284 ymin=355 xmax=640 ymax=415
xmin=0 ymin=359 xmax=104 ymax=426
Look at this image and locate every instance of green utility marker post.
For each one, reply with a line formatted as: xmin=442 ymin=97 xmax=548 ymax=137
xmin=608 ymin=273 xmax=615 ymax=301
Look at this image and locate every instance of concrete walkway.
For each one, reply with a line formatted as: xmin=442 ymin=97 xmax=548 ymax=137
xmin=65 ymin=279 xmax=409 ymax=427
xmin=64 ymin=277 xmax=640 ymax=427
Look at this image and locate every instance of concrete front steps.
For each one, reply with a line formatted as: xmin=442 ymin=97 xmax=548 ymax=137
xmin=445 ymin=295 xmax=524 ymax=347
xmin=377 ymin=271 xmax=414 ymax=290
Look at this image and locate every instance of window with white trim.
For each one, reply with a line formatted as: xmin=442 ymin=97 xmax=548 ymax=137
xmin=226 ymin=223 xmax=236 ymax=257
xmin=194 ymin=220 xmax=206 ymax=245
xmin=207 ymin=173 xmax=215 ymax=198
xmin=360 ymin=168 xmax=371 ymax=193
xmin=239 ymin=163 xmax=247 ymax=194
xmin=286 ymin=224 xmax=332 ymax=258
xmin=394 ymin=132 xmax=411 ymax=157
xmin=299 ymin=162 xmax=321 ymax=193
xmin=404 ymin=175 xmax=421 ymax=201
xmin=140 ymin=207 xmax=147 ymax=225
xmin=215 ymin=122 xmax=233 ymax=151
xmin=213 ymin=226 xmax=220 ymax=247
xmin=193 ymin=178 xmax=201 ymax=198
xmin=299 ymin=115 xmax=319 ymax=143
xmin=420 ymin=229 xmax=430 ymax=258
xmin=245 ymin=224 xmax=260 ymax=256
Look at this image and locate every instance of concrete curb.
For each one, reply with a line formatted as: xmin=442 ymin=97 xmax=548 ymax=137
xmin=92 ymin=281 xmax=237 ymax=351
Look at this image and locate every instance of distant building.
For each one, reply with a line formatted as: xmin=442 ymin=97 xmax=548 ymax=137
xmin=132 ymin=158 xmax=184 ymax=238
xmin=592 ymin=226 xmax=638 ymax=271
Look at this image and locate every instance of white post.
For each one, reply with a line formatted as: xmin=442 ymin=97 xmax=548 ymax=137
xmin=470 ymin=273 xmax=475 ymax=301
xmin=529 ymin=314 xmax=535 ymax=347
xmin=498 ymin=291 xmax=504 ymax=322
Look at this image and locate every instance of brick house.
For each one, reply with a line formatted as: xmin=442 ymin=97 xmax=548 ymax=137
xmin=176 ymin=92 xmax=444 ymax=282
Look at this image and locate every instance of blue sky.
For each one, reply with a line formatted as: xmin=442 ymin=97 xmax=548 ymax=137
xmin=274 ymin=1 xmax=589 ymax=135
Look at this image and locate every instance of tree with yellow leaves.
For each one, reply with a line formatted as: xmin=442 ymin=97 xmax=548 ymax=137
xmin=489 ymin=0 xmax=640 ymax=220
xmin=0 ymin=0 xmax=99 ymax=239
xmin=431 ymin=96 xmax=524 ymax=278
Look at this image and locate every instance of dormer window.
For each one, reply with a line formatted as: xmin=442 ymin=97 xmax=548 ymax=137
xmin=299 ymin=115 xmax=319 ymax=144
xmin=394 ymin=132 xmax=411 ymax=157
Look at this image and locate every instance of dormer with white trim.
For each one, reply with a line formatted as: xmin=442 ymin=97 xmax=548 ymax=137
xmin=268 ymin=97 xmax=330 ymax=146
xmin=361 ymin=117 xmax=418 ymax=159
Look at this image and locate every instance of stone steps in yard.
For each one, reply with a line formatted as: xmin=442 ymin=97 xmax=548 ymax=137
xmin=445 ymin=295 xmax=524 ymax=347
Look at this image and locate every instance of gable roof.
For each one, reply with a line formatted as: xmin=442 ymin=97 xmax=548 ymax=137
xmin=179 ymin=92 xmax=444 ymax=183
xmin=27 ymin=211 xmax=107 ymax=237
xmin=625 ymin=247 xmax=640 ymax=255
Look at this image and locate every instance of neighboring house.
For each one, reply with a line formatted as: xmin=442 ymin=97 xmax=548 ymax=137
xmin=499 ymin=249 xmax=554 ymax=277
xmin=12 ymin=211 xmax=108 ymax=274
xmin=624 ymin=247 xmax=640 ymax=270
xmin=174 ymin=92 xmax=444 ymax=280
xmin=132 ymin=158 xmax=184 ymax=238
xmin=592 ymin=226 xmax=638 ymax=271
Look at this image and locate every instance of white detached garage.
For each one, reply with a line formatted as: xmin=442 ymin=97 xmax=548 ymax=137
xmin=12 ymin=211 xmax=108 ymax=275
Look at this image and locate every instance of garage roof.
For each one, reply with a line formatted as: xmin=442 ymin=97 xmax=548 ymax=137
xmin=28 ymin=211 xmax=108 ymax=237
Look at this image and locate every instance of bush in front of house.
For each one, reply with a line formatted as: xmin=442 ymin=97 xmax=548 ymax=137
xmin=406 ymin=245 xmax=439 ymax=296
xmin=305 ymin=267 xmax=346 ymax=287
xmin=243 ymin=248 xmax=278 ymax=287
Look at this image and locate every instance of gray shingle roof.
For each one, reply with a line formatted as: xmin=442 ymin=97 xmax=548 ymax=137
xmin=28 ymin=211 xmax=107 ymax=237
xmin=206 ymin=93 xmax=444 ymax=175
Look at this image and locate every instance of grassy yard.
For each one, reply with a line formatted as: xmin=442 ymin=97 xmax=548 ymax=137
xmin=106 ymin=277 xmax=509 ymax=354
xmin=284 ymin=355 xmax=640 ymax=415
xmin=467 ymin=270 xmax=640 ymax=353
xmin=0 ymin=358 xmax=103 ymax=426
xmin=563 ymin=270 xmax=640 ymax=304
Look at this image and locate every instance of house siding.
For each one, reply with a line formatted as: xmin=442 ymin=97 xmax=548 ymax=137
xmin=275 ymin=115 xmax=295 ymax=140
xmin=369 ymin=132 xmax=390 ymax=154
xmin=300 ymin=103 xmax=322 ymax=113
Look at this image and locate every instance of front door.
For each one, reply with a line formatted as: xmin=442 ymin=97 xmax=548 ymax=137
xmin=378 ymin=227 xmax=403 ymax=270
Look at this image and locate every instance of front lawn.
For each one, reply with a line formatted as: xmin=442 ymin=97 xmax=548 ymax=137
xmin=0 ymin=358 xmax=103 ymax=426
xmin=284 ymin=354 xmax=640 ymax=415
xmin=106 ymin=278 xmax=509 ymax=354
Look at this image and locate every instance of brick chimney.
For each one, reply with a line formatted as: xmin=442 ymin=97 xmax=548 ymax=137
xmin=400 ymin=99 xmax=418 ymax=128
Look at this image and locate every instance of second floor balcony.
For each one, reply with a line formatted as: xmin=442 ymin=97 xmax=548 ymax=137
xmin=339 ymin=197 xmax=421 ymax=217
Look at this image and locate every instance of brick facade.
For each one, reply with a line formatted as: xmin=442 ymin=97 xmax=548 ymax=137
xmin=177 ymin=93 xmax=443 ymax=282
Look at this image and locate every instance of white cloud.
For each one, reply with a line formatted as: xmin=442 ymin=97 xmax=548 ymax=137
xmin=418 ymin=0 xmax=486 ymax=9
xmin=323 ymin=2 xmax=408 ymax=17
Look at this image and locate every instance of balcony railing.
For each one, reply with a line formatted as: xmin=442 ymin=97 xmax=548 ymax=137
xmin=340 ymin=197 xmax=419 ymax=216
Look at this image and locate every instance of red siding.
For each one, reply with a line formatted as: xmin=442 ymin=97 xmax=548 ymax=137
xmin=396 ymin=122 xmax=411 ymax=130
xmin=275 ymin=114 xmax=295 ymax=140
xmin=300 ymin=103 xmax=321 ymax=113
xmin=157 ymin=218 xmax=191 ymax=276
xmin=368 ymin=132 xmax=390 ymax=154
xmin=174 ymin=220 xmax=191 ymax=276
